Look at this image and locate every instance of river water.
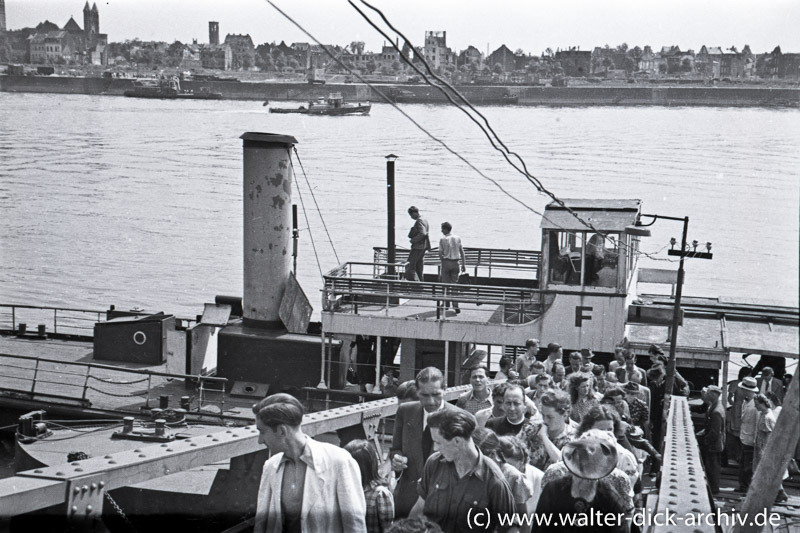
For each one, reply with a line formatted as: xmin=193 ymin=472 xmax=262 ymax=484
xmin=0 ymin=93 xmax=798 ymax=321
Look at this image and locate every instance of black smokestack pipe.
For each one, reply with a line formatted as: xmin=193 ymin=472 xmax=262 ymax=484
xmin=386 ymin=154 xmax=398 ymax=274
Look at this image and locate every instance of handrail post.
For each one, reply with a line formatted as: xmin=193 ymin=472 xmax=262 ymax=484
xmin=385 ymin=283 xmax=390 ymax=316
xmin=53 ymin=309 xmax=58 ymax=335
xmin=11 ymin=306 xmax=15 ymax=332
xmin=144 ymin=373 xmax=153 ymax=408
xmin=31 ymin=359 xmax=40 ymax=393
xmin=82 ymin=366 xmax=91 ymax=401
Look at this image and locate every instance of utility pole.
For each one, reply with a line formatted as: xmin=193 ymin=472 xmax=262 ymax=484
xmin=663 ymin=216 xmax=713 ymax=398
xmin=636 ymin=214 xmax=713 ymax=407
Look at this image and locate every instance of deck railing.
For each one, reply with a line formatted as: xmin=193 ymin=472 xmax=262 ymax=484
xmin=373 ymin=246 xmax=541 ymax=278
xmin=0 ymin=352 xmax=227 ymax=413
xmin=323 ymin=262 xmax=543 ymax=324
xmin=0 ymin=304 xmax=198 ymax=338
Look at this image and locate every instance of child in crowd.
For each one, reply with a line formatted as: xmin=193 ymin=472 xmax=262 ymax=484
xmin=344 ymin=439 xmax=394 ymax=533
xmin=380 ymin=366 xmax=399 ymax=397
xmin=472 ymin=427 xmax=533 ymax=515
xmin=498 ymin=434 xmax=544 ymax=513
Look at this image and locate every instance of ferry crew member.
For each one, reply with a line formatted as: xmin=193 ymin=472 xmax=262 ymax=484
xmin=410 ymin=408 xmax=517 ymax=532
xmin=390 ymin=367 xmax=461 ymax=518
xmin=406 ymin=206 xmax=431 ymax=282
xmin=253 ymin=394 xmax=367 ymax=533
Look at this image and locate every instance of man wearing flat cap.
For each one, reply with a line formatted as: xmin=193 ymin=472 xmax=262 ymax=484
xmin=698 ymin=385 xmax=725 ymax=494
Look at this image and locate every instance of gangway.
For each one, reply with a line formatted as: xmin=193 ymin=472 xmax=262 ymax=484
xmin=0 ymin=392 xmax=716 ymax=530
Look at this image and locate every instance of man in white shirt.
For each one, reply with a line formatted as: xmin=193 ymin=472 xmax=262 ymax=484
xmin=515 ymin=338 xmax=540 ymax=379
xmin=438 ymin=222 xmax=466 ymax=314
xmin=542 ymin=343 xmax=563 ymax=374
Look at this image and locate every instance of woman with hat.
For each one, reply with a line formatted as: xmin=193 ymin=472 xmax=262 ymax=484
xmin=535 ymin=433 xmax=630 ymax=533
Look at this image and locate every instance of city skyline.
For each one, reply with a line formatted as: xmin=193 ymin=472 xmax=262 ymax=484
xmin=6 ymin=0 xmax=800 ymax=55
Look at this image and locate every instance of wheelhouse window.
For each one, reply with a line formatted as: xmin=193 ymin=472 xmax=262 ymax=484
xmin=548 ymin=230 xmax=619 ymax=288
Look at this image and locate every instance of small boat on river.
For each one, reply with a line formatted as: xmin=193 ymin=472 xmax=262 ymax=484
xmin=269 ymin=93 xmax=371 ymax=115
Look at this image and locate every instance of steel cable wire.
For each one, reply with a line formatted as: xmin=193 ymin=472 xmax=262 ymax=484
xmin=293 ymin=147 xmax=341 ymax=264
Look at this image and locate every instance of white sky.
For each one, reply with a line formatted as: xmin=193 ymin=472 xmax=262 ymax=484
xmin=6 ymin=0 xmax=799 ymax=55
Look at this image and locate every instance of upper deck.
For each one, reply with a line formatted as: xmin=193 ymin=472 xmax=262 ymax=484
xmin=321 ymin=199 xmax=646 ymax=353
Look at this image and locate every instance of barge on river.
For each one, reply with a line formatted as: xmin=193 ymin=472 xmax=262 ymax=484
xmin=124 ymin=78 xmax=223 ymax=100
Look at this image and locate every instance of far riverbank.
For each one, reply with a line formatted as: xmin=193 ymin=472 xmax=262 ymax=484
xmin=1 ymin=75 xmax=798 ymax=107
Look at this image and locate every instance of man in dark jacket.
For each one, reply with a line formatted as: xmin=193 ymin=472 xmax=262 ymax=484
xmin=698 ymin=385 xmax=725 ymax=494
xmin=405 ymin=206 xmax=430 ymax=281
xmin=390 ymin=367 xmax=461 ymax=518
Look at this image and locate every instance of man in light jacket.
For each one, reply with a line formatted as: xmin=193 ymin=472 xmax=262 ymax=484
xmin=253 ymin=394 xmax=367 ymax=533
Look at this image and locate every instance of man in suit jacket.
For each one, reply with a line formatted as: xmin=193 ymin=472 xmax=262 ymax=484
xmin=757 ymin=367 xmax=784 ymax=404
xmin=253 ymin=394 xmax=367 ymax=533
xmin=390 ymin=366 xmax=461 ymax=518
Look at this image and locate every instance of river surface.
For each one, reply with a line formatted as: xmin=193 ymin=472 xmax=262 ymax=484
xmin=0 ymin=93 xmax=798 ymax=320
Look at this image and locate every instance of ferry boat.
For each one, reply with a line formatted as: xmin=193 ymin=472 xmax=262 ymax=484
xmin=123 ymin=78 xmax=223 ymax=100
xmin=0 ymin=132 xmax=797 ymax=530
xmin=269 ymin=93 xmax=371 ymax=115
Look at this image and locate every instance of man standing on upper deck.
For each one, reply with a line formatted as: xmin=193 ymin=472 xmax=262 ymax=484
xmin=438 ymin=221 xmax=466 ymax=313
xmin=406 ymin=206 xmax=431 ymax=282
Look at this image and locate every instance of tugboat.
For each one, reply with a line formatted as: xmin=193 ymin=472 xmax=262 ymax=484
xmin=124 ymin=77 xmax=223 ymax=100
xmin=269 ymin=93 xmax=371 ymax=115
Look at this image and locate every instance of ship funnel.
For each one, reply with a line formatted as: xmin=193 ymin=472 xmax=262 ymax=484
xmin=240 ymin=132 xmax=298 ymax=328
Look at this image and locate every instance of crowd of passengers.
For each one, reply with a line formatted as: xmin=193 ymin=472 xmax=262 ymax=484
xmin=253 ymin=340 xmax=794 ymax=533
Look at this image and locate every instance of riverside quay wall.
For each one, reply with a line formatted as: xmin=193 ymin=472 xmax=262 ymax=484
xmin=1 ymin=75 xmax=798 ymax=107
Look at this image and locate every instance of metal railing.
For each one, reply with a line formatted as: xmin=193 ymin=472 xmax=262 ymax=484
xmin=0 ymin=352 xmax=227 ymax=413
xmin=0 ymin=304 xmax=198 ymax=338
xmin=373 ymin=246 xmax=541 ymax=278
xmin=323 ymin=262 xmax=544 ymax=324
xmin=0 ymin=304 xmax=106 ymax=338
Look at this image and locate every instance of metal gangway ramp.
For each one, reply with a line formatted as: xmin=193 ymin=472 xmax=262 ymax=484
xmin=0 ymin=392 xmax=719 ymax=531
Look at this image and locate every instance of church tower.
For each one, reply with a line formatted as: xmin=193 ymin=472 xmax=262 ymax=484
xmin=83 ymin=2 xmax=99 ymax=45
xmin=209 ymin=21 xmax=219 ymax=45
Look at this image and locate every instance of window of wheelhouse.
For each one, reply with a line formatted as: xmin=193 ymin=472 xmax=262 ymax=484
xmin=548 ymin=230 xmax=620 ymax=288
